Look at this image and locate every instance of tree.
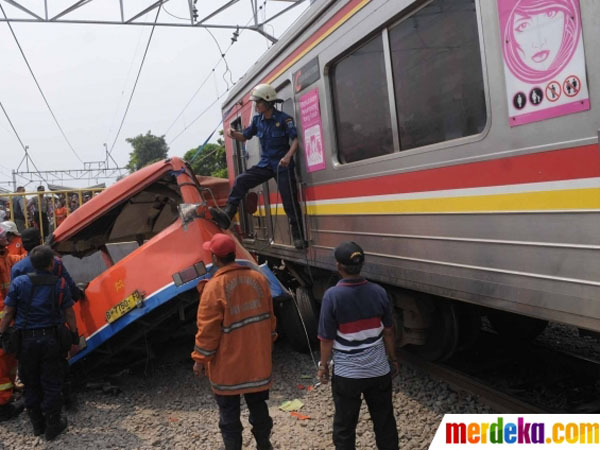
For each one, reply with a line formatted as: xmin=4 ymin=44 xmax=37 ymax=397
xmin=126 ymin=131 xmax=169 ymax=172
xmin=183 ymin=131 xmax=227 ymax=178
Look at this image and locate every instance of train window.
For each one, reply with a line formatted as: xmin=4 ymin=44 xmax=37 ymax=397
xmin=281 ymin=98 xmax=294 ymax=117
xmin=389 ymin=0 xmax=486 ymax=150
xmin=331 ymin=35 xmax=394 ymax=163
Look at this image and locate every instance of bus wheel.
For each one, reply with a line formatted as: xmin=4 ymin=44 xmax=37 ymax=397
xmin=407 ymin=300 xmax=459 ymax=361
xmin=279 ymin=287 xmax=319 ymax=353
xmin=488 ymin=310 xmax=547 ymax=343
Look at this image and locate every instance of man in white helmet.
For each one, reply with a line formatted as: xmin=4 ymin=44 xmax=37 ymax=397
xmin=1 ymin=222 xmax=25 ymax=258
xmin=210 ymin=83 xmax=306 ymax=249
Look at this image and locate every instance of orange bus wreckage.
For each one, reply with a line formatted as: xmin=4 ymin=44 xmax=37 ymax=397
xmin=49 ymin=157 xmax=287 ymax=371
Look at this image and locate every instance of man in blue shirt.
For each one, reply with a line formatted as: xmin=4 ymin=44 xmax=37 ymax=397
xmin=317 ymin=241 xmax=399 ymax=450
xmin=11 ymin=228 xmax=83 ymax=412
xmin=0 ymin=245 xmax=79 ymax=441
xmin=210 ymin=83 xmax=306 ymax=249
xmin=11 ymin=228 xmax=83 ymax=302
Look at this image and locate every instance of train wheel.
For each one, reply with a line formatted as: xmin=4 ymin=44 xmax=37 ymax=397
xmin=407 ymin=300 xmax=459 ymax=361
xmin=278 ymin=287 xmax=319 ymax=353
xmin=455 ymin=304 xmax=482 ymax=352
xmin=487 ymin=310 xmax=548 ymax=342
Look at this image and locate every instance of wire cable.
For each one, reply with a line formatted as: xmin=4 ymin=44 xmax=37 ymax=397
xmin=107 ymin=1 xmax=163 ymax=158
xmin=0 ymin=100 xmax=48 ymax=184
xmin=164 ymin=67 xmax=222 ymax=136
xmin=164 ymin=15 xmax=255 ymax=138
xmin=0 ymin=3 xmax=83 ymax=164
xmin=168 ymin=91 xmax=228 ymax=145
xmin=162 ymin=5 xmax=188 ymax=21
xmin=0 ymin=100 xmax=27 ymax=153
xmin=205 ymin=28 xmax=234 ymax=89
xmin=104 ymin=20 xmax=149 ymax=148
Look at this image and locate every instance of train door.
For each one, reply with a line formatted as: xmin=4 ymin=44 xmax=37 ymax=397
xmin=230 ymin=117 xmax=252 ymax=237
xmin=264 ymin=81 xmax=302 ymax=247
xmin=231 ymin=113 xmax=273 ymax=242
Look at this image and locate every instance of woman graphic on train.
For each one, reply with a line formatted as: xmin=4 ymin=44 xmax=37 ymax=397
xmin=502 ymin=0 xmax=581 ymax=83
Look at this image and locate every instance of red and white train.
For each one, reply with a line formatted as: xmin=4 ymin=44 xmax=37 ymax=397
xmin=221 ymin=0 xmax=600 ymax=358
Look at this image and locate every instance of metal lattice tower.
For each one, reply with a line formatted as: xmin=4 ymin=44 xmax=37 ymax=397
xmin=0 ymin=0 xmax=306 ymax=43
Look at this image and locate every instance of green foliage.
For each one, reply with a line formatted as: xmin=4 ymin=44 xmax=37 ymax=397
xmin=126 ymin=131 xmax=169 ymax=172
xmin=183 ymin=131 xmax=227 ymax=178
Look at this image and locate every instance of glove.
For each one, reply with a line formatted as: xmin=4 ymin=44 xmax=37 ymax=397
xmin=71 ymin=331 xmax=80 ymax=345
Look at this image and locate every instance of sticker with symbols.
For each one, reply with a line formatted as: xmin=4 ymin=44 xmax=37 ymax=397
xmin=545 ymin=81 xmax=561 ymax=102
xmin=563 ymin=75 xmax=581 ymax=98
xmin=529 ymin=87 xmax=543 ymax=106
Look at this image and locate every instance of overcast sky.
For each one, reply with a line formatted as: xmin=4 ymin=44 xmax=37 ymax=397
xmin=0 ymin=0 xmax=309 ymax=188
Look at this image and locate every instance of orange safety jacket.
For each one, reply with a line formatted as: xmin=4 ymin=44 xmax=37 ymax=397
xmin=0 ymin=250 xmax=21 ymax=405
xmin=0 ymin=251 xmax=23 ymax=303
xmin=191 ymin=264 xmax=277 ymax=396
xmin=7 ymin=237 xmax=26 ymax=258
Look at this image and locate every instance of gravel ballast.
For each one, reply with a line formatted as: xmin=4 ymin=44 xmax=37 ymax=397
xmin=0 ymin=340 xmax=492 ymax=450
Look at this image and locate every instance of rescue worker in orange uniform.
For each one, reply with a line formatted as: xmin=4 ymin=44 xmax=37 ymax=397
xmin=192 ymin=233 xmax=277 ymax=450
xmin=1 ymin=221 xmax=26 ymax=258
xmin=0 ymin=226 xmax=24 ymax=421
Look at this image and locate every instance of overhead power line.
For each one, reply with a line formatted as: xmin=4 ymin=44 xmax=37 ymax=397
xmin=164 ymin=14 xmax=255 ymax=140
xmin=107 ymin=1 xmax=163 ymax=159
xmin=0 ymin=100 xmax=27 ymax=152
xmin=168 ymin=92 xmax=227 ymax=145
xmin=0 ymin=2 xmax=83 ymax=164
xmin=0 ymin=99 xmax=47 ymax=183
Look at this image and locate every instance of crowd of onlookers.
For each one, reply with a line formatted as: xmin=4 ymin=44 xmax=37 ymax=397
xmin=0 ymin=186 xmax=96 ymax=240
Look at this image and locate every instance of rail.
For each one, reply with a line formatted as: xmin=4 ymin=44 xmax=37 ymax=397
xmin=1 ymin=188 xmax=104 ymax=242
xmin=397 ymin=350 xmax=548 ymax=413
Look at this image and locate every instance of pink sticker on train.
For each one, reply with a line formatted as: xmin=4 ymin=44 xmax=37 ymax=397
xmin=299 ymin=89 xmax=326 ymax=173
xmin=497 ymin=0 xmax=590 ymax=126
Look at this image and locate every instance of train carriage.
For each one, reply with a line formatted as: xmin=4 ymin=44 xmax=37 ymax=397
xmin=221 ymin=0 xmax=600 ymax=358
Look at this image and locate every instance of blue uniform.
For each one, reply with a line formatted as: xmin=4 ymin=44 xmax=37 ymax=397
xmin=5 ymin=271 xmax=73 ymax=329
xmin=242 ymin=109 xmax=298 ymax=171
xmin=11 ymin=256 xmax=81 ymax=301
xmin=6 ymin=271 xmax=73 ymax=416
xmin=228 ymin=109 xmax=304 ymax=241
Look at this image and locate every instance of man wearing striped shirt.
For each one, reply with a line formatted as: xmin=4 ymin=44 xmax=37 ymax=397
xmin=317 ymin=241 xmax=399 ymax=450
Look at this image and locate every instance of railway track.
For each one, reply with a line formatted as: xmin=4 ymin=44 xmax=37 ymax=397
xmin=397 ymin=331 xmax=600 ymax=414
xmin=397 ymin=350 xmax=548 ymax=413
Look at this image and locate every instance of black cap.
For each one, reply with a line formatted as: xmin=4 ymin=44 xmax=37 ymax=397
xmin=21 ymin=228 xmax=41 ymax=249
xmin=334 ymin=241 xmax=365 ymax=265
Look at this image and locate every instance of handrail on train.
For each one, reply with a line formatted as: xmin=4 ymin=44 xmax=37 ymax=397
xmin=1 ymin=188 xmax=105 ymax=242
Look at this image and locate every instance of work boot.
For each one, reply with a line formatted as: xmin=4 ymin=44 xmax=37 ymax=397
xmin=209 ymin=203 xmax=237 ymax=229
xmin=44 ymin=411 xmax=67 ymax=441
xmin=0 ymin=400 xmax=24 ymax=422
xmin=253 ymin=431 xmax=274 ymax=450
xmin=291 ymin=228 xmax=307 ymax=250
xmin=222 ymin=434 xmax=242 ymax=450
xmin=27 ymin=407 xmax=45 ymax=436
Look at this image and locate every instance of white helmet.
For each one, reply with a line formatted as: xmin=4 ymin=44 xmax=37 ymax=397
xmin=250 ymin=83 xmax=281 ymax=103
xmin=0 ymin=221 xmax=19 ymax=236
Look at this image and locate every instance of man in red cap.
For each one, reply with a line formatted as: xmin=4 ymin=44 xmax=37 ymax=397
xmin=192 ymin=233 xmax=277 ymax=450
